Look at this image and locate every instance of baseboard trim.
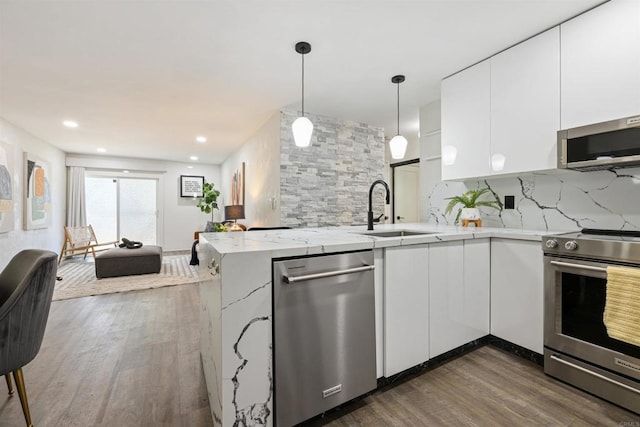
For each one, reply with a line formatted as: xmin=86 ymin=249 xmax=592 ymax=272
xmin=488 ymin=336 xmax=544 ymax=366
xmin=378 ymin=335 xmax=492 ymax=388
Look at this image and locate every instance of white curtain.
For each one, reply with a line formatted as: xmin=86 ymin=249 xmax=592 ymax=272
xmin=66 ymin=166 xmax=86 ymax=226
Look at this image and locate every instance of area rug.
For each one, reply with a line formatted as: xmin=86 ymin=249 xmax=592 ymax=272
xmin=54 ymin=253 xmax=203 ymax=301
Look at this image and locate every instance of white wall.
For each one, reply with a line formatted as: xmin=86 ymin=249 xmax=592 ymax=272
xmin=221 ymin=113 xmax=280 ymax=228
xmin=66 ymin=154 xmax=220 ymax=251
xmin=0 ymin=118 xmax=66 ymax=270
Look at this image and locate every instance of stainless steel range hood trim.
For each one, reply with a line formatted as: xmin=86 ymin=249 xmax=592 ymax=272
xmin=563 ymin=155 xmax=640 ymax=171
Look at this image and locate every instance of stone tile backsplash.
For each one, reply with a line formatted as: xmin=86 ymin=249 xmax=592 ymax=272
xmin=280 ymin=110 xmax=386 ymax=228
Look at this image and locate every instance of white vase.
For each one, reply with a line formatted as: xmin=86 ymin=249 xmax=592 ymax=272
xmin=461 ymin=208 xmax=481 ymax=220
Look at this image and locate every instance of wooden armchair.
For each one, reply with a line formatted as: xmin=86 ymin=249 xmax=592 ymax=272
xmin=58 ymin=225 xmax=118 ymax=265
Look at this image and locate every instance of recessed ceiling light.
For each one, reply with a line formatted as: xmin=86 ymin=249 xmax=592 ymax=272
xmin=97 ymin=148 xmax=106 ymax=153
xmin=63 ymin=120 xmax=78 ymax=128
xmin=187 ymin=166 xmax=194 ymax=169
xmin=123 ymin=170 xmax=129 ymax=173
xmin=196 ymin=136 xmax=207 ymax=143
xmin=190 ymin=156 xmax=198 ymax=161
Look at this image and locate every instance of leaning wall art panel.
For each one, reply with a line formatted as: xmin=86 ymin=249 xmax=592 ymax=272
xmin=23 ymin=152 xmax=52 ymax=230
xmin=0 ymin=140 xmax=14 ymax=233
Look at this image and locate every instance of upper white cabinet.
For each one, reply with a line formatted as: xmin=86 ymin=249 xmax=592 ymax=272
xmin=441 ymin=60 xmax=491 ymax=180
xmin=561 ymin=0 xmax=640 ymax=129
xmin=441 ymin=27 xmax=560 ymax=180
xmin=490 ymin=239 xmax=544 ymax=354
xmin=384 ymin=245 xmax=429 ymax=377
xmin=429 ymin=239 xmax=490 ymax=359
xmin=491 ymin=27 xmax=560 ymax=174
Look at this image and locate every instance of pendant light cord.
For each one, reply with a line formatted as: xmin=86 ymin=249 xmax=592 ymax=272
xmin=396 ymin=82 xmax=400 ymax=136
xmin=301 ymin=53 xmax=305 ymax=117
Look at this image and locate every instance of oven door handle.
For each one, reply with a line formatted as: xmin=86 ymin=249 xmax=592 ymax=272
xmin=550 ymin=355 xmax=640 ymax=395
xmin=549 ymin=260 xmax=607 ymax=273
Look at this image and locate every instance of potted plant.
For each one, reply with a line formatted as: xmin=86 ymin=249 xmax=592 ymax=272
xmin=444 ymin=187 xmax=501 ymax=225
xmin=196 ymin=182 xmax=226 ymax=231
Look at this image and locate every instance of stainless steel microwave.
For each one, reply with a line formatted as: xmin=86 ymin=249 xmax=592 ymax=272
xmin=557 ymin=114 xmax=640 ymax=171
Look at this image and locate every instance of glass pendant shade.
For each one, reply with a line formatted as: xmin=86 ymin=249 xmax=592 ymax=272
xmin=292 ymin=116 xmax=314 ymax=147
xmin=389 ymin=135 xmax=408 ymax=159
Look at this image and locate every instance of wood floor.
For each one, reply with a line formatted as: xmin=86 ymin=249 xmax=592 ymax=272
xmin=1 ymin=284 xmax=638 ymax=427
xmin=0 ymin=284 xmax=213 ymax=427
xmin=311 ymin=346 xmax=640 ymax=426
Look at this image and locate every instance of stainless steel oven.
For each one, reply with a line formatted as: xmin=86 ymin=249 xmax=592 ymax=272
xmin=543 ymin=229 xmax=640 ymax=414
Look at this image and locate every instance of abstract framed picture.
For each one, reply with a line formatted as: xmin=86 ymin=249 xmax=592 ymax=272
xmin=230 ymin=162 xmax=245 ymax=205
xmin=23 ymin=152 xmax=52 ymax=230
xmin=180 ymin=175 xmax=204 ymax=198
xmin=0 ymin=139 xmax=14 ymax=233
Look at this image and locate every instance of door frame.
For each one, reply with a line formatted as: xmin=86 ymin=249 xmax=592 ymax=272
xmin=390 ymin=158 xmax=420 ymax=224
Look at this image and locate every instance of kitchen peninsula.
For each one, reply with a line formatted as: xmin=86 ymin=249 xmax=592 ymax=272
xmin=197 ymin=224 xmax=552 ymax=426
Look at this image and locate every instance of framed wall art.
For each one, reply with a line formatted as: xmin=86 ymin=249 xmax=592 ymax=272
xmin=231 ymin=162 xmax=245 ymax=205
xmin=24 ymin=152 xmax=52 ymax=230
xmin=180 ymin=175 xmax=204 ymax=198
xmin=0 ymin=139 xmax=14 ymax=233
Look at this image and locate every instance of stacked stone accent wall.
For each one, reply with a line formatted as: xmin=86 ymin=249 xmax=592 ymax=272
xmin=280 ymin=110 xmax=386 ymax=228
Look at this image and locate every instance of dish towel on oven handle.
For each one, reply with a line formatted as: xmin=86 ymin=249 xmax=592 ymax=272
xmin=604 ymin=265 xmax=640 ymax=347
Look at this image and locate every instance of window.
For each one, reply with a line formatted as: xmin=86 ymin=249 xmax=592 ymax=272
xmin=86 ymin=174 xmax=158 ymax=245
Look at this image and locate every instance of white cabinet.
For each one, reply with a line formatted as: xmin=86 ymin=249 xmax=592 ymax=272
xmin=441 ymin=60 xmax=491 ymax=180
xmin=429 ymin=239 xmax=490 ymax=359
xmin=491 ymin=27 xmax=560 ymax=174
xmin=441 ymin=26 xmax=560 ymax=180
xmin=374 ymin=249 xmax=384 ymax=378
xmin=383 ymin=245 xmax=429 ymax=377
xmin=561 ymin=0 xmax=640 ymax=129
xmin=490 ymin=239 xmax=544 ymax=354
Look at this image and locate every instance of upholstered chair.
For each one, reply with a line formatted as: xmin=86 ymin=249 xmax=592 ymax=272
xmin=0 ymin=249 xmax=58 ymax=427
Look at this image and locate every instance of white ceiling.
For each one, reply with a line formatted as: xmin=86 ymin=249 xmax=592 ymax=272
xmin=0 ymin=0 xmax=603 ymax=165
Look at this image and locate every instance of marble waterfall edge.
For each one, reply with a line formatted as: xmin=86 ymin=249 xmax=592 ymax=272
xmin=200 ymin=245 xmax=274 ymax=426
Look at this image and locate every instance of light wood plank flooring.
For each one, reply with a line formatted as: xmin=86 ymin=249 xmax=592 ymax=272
xmin=1 ymin=284 xmax=638 ymax=426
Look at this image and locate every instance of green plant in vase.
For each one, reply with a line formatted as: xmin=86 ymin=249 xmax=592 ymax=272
xmin=444 ymin=187 xmax=501 ymax=225
xmin=196 ymin=182 xmax=226 ymax=231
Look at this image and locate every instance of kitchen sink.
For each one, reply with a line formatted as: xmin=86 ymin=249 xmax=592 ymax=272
xmin=357 ymin=230 xmax=436 ymax=238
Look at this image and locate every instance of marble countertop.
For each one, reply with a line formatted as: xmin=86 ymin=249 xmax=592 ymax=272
xmin=199 ymin=223 xmax=574 ymax=258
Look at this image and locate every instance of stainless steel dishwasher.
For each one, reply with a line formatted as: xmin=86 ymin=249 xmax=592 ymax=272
xmin=273 ymin=250 xmax=376 ymax=427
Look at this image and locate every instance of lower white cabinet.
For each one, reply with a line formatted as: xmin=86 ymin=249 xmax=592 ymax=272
xmin=490 ymin=239 xmax=544 ymax=354
xmin=383 ymin=245 xmax=429 ymax=377
xmin=429 ymin=239 xmax=490 ymax=358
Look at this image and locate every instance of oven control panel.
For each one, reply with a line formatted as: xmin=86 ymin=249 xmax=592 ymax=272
xmin=542 ymin=231 xmax=640 ymax=265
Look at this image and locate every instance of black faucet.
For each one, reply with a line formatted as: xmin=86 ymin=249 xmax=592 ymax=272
xmin=368 ymin=179 xmax=390 ymax=230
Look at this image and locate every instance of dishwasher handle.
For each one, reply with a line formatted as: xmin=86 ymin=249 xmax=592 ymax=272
xmin=283 ymin=265 xmax=375 ymax=284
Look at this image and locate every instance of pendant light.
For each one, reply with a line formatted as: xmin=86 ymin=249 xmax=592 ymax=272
xmin=292 ymin=41 xmax=313 ymax=147
xmin=389 ymin=75 xmax=408 ymax=159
